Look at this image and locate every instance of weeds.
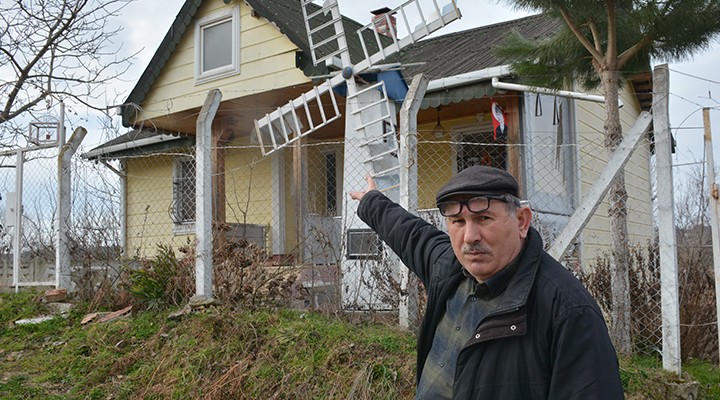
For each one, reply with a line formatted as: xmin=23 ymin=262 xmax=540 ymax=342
xmin=124 ymin=238 xmax=304 ymax=311
xmin=0 ymin=292 xmax=719 ymax=399
xmin=126 ymin=243 xmax=194 ymax=310
xmin=580 ymin=239 xmax=719 ymax=363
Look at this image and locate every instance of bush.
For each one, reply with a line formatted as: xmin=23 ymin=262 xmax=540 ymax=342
xmin=124 ymin=239 xmax=305 ymax=310
xmin=126 ymin=243 xmax=194 ymax=310
xmin=580 ymin=237 xmax=719 ymax=364
xmin=579 ymin=241 xmax=662 ymax=356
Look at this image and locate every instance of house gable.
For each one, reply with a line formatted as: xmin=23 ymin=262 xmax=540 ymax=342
xmin=121 ymin=0 xmax=381 ymax=135
xmin=123 ymin=0 xmax=310 ymax=133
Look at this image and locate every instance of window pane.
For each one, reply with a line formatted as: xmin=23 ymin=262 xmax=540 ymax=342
xmin=175 ymin=160 xmax=196 ymax=223
xmin=202 ymin=20 xmax=232 ymax=72
xmin=456 ymin=131 xmax=506 ymax=172
xmin=325 ymin=153 xmax=337 ymax=214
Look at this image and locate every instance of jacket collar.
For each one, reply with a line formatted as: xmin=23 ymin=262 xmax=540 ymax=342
xmin=488 ymin=227 xmax=543 ymax=315
xmin=463 ymin=250 xmax=522 ymax=299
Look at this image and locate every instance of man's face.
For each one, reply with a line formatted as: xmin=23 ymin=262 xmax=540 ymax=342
xmin=445 ymin=196 xmax=531 ymax=282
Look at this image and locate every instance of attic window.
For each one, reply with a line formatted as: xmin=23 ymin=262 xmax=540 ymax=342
xmin=194 ymin=5 xmax=240 ymax=84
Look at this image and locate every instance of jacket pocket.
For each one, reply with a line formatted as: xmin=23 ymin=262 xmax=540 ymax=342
xmin=467 ymin=308 xmax=527 ymax=346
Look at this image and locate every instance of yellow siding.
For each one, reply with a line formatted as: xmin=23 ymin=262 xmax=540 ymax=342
xmin=575 ymin=84 xmax=653 ymax=266
xmin=125 ymin=155 xmax=194 ymax=257
xmin=137 ymin=1 xmax=309 ymax=122
xmin=123 ymin=141 xmax=281 ymax=257
xmin=417 ymin=121 xmax=453 ymax=209
xmin=223 ymin=145 xmax=274 ymax=228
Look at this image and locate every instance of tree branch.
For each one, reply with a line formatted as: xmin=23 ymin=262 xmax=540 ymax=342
xmin=557 ymin=5 xmax=605 ymax=65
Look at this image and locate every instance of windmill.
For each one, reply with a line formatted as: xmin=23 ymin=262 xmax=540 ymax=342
xmin=253 ymin=0 xmax=461 ymax=309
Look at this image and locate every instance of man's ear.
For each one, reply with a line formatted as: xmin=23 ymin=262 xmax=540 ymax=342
xmin=516 ymin=206 xmax=532 ymax=239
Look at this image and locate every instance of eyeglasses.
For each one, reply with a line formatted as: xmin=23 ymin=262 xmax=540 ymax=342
xmin=437 ymin=196 xmax=506 ymax=217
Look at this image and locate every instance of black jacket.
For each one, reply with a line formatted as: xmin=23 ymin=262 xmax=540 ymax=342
xmin=358 ymin=190 xmax=624 ymax=399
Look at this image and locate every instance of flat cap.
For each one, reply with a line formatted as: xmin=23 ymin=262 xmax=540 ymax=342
xmin=436 ymin=165 xmax=519 ymax=205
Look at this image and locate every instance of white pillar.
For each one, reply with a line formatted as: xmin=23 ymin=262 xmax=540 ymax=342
xmin=56 ymin=127 xmax=87 ymax=291
xmin=702 ymin=107 xmax=720 ymax=365
xmin=653 ymin=64 xmax=681 ymax=374
xmin=398 ymin=74 xmax=428 ymax=328
xmin=12 ymin=150 xmax=24 ymax=293
xmin=195 ymin=89 xmax=222 ymax=299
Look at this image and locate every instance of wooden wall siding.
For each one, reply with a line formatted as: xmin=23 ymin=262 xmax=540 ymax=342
xmin=136 ymin=1 xmax=309 ymax=123
xmin=575 ymin=83 xmax=653 ymax=267
xmin=417 ymin=121 xmax=453 ymax=210
xmin=223 ymin=146 xmax=273 ymax=226
xmin=125 ymin=155 xmax=193 ymax=257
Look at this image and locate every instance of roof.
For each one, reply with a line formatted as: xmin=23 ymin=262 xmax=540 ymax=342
xmin=121 ymin=0 xmax=380 ymax=128
xmin=104 ymin=2 xmax=568 ymax=159
xmin=82 ymin=129 xmax=193 ymax=160
xmin=243 ymin=0 xmax=384 ymax=66
xmin=400 ymin=14 xmax=562 ymax=80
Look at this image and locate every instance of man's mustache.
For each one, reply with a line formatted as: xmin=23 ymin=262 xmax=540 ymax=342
xmin=462 ymin=243 xmax=491 ymax=254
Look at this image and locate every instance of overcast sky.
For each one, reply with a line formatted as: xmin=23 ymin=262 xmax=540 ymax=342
xmin=110 ymin=0 xmax=720 ymax=173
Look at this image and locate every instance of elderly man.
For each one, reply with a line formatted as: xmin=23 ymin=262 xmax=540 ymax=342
xmin=349 ymin=165 xmax=623 ymax=399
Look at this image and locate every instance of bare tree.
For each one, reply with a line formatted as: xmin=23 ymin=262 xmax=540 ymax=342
xmin=0 ymin=0 xmax=137 ymax=144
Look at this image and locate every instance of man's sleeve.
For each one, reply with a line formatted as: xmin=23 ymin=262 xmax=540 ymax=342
xmin=548 ymin=305 xmax=625 ymax=399
xmin=357 ymin=190 xmax=452 ymax=285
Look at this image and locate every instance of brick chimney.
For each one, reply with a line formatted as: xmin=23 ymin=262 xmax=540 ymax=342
xmin=371 ymin=7 xmax=397 ymax=39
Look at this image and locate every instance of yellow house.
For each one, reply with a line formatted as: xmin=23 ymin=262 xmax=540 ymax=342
xmin=83 ymin=0 xmax=654 ymax=284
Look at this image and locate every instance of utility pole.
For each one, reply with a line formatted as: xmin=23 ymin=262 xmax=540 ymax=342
xmin=702 ymin=107 xmax=720 ymax=364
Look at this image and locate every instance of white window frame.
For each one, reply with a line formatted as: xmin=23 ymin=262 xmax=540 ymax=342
xmin=194 ymin=5 xmax=241 ymax=85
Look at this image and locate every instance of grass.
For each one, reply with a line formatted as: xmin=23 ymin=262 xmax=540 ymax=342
xmin=0 ymin=291 xmax=717 ymax=399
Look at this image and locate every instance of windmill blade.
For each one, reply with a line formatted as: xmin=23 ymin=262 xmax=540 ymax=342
xmin=302 ymin=0 xmax=350 ymax=67
xmin=254 ymin=76 xmax=344 ymax=156
xmin=353 ymin=0 xmax=461 ymax=74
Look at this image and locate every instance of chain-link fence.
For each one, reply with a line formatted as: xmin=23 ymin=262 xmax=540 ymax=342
xmin=0 ymin=147 xmax=59 ymax=286
xmin=0 ymin=144 xmax=123 ymax=296
xmin=99 ymin=131 xmax=671 ymax=359
xmin=0 ymin=124 xmax=717 ymax=364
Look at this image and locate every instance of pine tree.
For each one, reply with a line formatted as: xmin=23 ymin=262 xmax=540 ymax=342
xmin=496 ymin=0 xmax=720 ymax=355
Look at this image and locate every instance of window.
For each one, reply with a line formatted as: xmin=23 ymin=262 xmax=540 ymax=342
xmin=172 ymin=158 xmax=195 ymax=225
xmin=346 ymin=229 xmax=382 ymax=260
xmin=194 ymin=5 xmax=240 ymax=84
xmin=454 ymin=123 xmax=507 ymax=173
xmin=325 ymin=152 xmax=338 ymax=214
xmin=522 ymin=93 xmax=575 ymax=215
